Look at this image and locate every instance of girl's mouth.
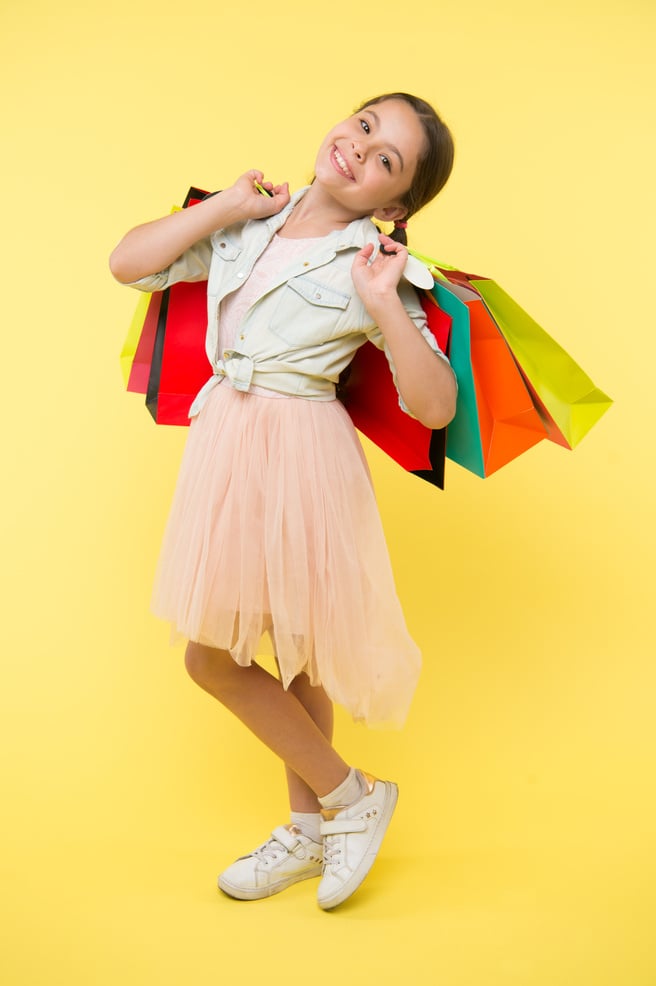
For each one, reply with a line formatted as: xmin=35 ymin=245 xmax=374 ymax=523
xmin=331 ymin=145 xmax=355 ymax=181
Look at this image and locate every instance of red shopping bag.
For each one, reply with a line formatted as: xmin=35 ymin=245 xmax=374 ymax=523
xmin=146 ymin=279 xmax=209 ymax=424
xmin=340 ymin=294 xmax=452 ymax=488
xmin=142 ymin=188 xmax=212 ymax=424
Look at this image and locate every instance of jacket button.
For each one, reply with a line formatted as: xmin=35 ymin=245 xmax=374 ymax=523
xmin=219 ymin=242 xmax=226 ymax=248
xmin=315 ymin=293 xmax=322 ymax=299
xmin=303 ymin=262 xmax=309 ymax=267
xmin=237 ymin=272 xmax=245 ymax=278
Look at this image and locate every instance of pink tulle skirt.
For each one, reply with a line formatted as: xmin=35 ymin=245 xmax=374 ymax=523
xmin=151 ymin=382 xmax=421 ymax=726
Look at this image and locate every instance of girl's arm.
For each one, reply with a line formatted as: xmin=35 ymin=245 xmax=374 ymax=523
xmin=109 ymin=171 xmax=290 ymax=284
xmin=352 ymin=235 xmax=458 ymax=430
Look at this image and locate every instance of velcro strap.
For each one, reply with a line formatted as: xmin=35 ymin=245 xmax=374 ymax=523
xmin=320 ymin=818 xmax=368 ymax=837
xmin=271 ymin=825 xmax=298 ymax=850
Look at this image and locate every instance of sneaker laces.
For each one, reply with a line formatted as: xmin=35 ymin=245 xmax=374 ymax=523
xmin=322 ymin=834 xmax=343 ymax=868
xmin=253 ymin=835 xmax=289 ymax=862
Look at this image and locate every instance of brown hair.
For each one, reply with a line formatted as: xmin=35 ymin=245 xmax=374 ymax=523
xmin=355 ymin=92 xmax=455 ymax=244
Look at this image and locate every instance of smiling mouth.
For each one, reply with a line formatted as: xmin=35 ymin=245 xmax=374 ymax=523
xmin=331 ymin=145 xmax=355 ymax=181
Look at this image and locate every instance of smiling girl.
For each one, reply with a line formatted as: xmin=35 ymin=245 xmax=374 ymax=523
xmin=110 ymin=93 xmax=456 ymax=910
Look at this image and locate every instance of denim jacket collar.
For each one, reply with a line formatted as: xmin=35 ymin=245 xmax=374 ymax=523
xmin=258 ymin=186 xmax=379 ymax=255
xmin=216 ymin=187 xmax=379 ymax=303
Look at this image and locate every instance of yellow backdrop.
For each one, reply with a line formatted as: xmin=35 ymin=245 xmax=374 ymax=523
xmin=1 ymin=1 xmax=654 ymax=983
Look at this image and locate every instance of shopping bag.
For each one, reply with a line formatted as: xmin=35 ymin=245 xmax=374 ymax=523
xmin=119 ymin=197 xmax=191 ymax=393
xmin=120 ymin=292 xmax=150 ymax=387
xmin=145 ymin=277 xmax=209 ymax=424
xmin=340 ymin=293 xmax=451 ymax=488
xmin=411 ymin=250 xmax=613 ymax=453
xmin=470 ymin=278 xmax=612 ymax=449
xmin=122 ymin=292 xmax=163 ymax=394
xmin=432 ymin=279 xmax=547 ymax=477
xmin=145 ymin=186 xmax=210 ymax=424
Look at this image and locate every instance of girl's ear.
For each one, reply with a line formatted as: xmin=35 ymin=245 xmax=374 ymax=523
xmin=372 ymin=203 xmax=408 ymax=223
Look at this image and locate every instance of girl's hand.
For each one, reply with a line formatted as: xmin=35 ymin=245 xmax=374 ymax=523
xmin=351 ymin=234 xmax=407 ymax=311
xmin=225 ymin=170 xmax=291 ymax=220
xmin=109 ymin=171 xmax=290 ymax=283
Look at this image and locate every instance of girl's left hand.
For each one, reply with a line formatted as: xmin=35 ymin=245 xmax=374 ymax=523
xmin=351 ymin=234 xmax=406 ymax=307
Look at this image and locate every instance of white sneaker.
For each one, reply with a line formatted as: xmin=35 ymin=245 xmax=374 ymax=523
xmin=217 ymin=825 xmax=323 ymax=900
xmin=317 ymin=771 xmax=398 ymax=910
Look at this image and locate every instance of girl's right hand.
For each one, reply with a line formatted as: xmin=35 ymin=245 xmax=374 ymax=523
xmin=109 ymin=170 xmax=290 ymax=284
xmin=226 ymin=170 xmax=291 ymax=220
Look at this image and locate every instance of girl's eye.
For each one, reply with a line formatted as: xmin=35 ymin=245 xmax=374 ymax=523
xmin=359 ymin=118 xmax=370 ymax=134
xmin=380 ymin=155 xmax=391 ymax=172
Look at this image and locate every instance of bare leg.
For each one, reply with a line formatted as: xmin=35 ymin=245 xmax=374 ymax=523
xmin=185 ymin=642 xmax=348 ymax=798
xmin=286 ymin=674 xmax=334 ymax=812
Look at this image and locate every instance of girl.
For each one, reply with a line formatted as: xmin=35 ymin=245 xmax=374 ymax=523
xmin=110 ymin=93 xmax=457 ymax=910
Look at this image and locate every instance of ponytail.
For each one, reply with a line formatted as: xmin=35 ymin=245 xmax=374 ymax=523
xmin=390 ymin=219 xmax=408 ymax=247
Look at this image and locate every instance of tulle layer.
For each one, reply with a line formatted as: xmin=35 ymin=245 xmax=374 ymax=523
xmin=152 ymin=382 xmax=421 ymax=727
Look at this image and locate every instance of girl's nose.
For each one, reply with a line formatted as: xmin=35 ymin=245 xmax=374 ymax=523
xmin=351 ymin=140 xmax=364 ymax=161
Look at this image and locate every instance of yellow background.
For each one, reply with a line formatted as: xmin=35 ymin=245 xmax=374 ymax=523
xmin=1 ymin=1 xmax=654 ymax=983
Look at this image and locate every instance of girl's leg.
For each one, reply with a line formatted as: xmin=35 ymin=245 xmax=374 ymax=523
xmin=286 ymin=673 xmax=334 ymax=813
xmin=185 ymin=641 xmax=348 ymax=797
xmin=192 ymin=642 xmax=399 ymax=908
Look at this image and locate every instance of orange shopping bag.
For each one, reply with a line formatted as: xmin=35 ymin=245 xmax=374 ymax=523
xmin=437 ymin=277 xmax=547 ymax=477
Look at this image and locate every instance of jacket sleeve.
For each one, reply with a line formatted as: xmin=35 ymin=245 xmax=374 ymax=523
xmin=125 ymin=237 xmax=213 ymax=292
xmin=364 ymin=279 xmax=455 ymax=416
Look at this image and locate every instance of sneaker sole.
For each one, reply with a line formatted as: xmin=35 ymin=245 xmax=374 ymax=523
xmin=317 ymin=781 xmax=398 ymax=911
xmin=217 ymin=865 xmax=322 ymax=901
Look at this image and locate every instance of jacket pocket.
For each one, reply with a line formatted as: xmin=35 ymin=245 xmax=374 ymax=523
xmin=269 ymin=276 xmax=351 ymax=345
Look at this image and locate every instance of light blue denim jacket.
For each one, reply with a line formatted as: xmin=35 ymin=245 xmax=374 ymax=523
xmin=128 ymin=187 xmax=451 ymax=416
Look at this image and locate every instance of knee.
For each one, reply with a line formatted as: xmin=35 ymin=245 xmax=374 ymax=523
xmin=184 ymin=641 xmax=243 ymax=695
xmin=184 ymin=641 xmax=217 ymax=688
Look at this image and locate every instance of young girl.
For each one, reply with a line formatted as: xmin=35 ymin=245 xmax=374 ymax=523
xmin=110 ymin=93 xmax=457 ymax=910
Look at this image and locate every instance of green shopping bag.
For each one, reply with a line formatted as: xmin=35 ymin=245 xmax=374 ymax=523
xmin=471 ymin=278 xmax=612 ymax=449
xmin=411 ymin=250 xmax=612 ymax=451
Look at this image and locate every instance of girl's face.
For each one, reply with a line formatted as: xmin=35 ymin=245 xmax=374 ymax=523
xmin=313 ymin=98 xmax=426 ymax=222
